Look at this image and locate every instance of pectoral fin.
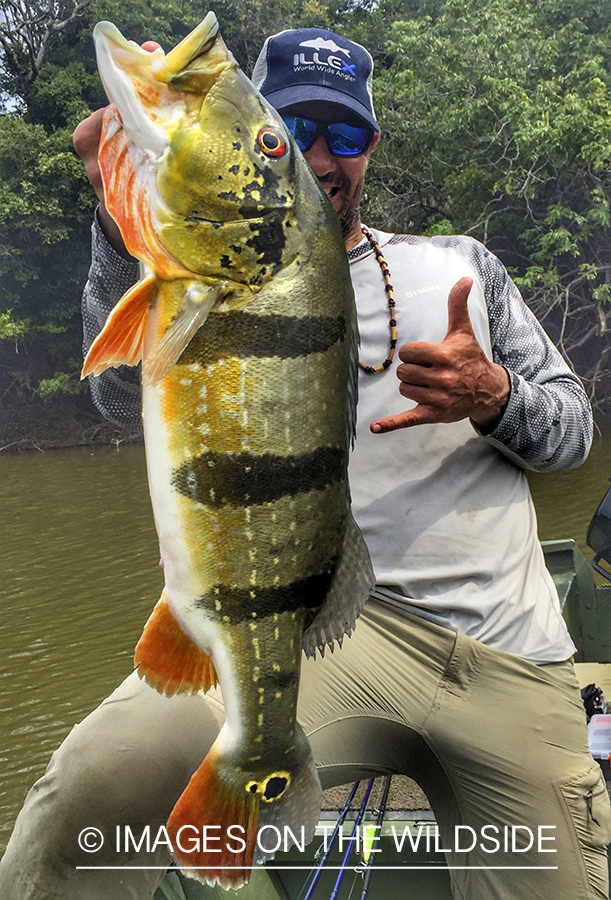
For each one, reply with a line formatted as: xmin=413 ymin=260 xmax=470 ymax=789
xmin=81 ymin=275 xmax=155 ymax=377
xmin=142 ymin=281 xmax=222 ymax=386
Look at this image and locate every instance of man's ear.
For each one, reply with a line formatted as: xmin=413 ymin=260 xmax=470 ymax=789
xmin=368 ymin=131 xmax=381 ymax=155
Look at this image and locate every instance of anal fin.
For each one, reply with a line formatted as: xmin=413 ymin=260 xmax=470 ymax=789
xmin=81 ymin=275 xmax=155 ymax=377
xmin=302 ymin=512 xmax=374 ymax=659
xmin=135 ymin=597 xmax=217 ymax=695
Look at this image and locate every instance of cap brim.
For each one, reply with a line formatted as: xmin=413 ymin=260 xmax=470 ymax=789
xmin=262 ymin=84 xmax=380 ymax=132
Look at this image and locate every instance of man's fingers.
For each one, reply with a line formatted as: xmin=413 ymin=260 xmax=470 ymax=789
xmin=398 ymin=383 xmax=447 ymax=406
xmin=398 ymin=342 xmax=440 ymax=366
xmin=73 ymin=107 xmax=105 ymax=159
xmin=73 ymin=108 xmax=107 ymax=201
xmin=396 ymin=362 xmax=436 ymax=386
xmin=370 ymin=405 xmax=436 ymax=433
xmin=444 ymin=276 xmax=474 ymax=338
xmin=141 ymin=41 xmax=162 ymax=52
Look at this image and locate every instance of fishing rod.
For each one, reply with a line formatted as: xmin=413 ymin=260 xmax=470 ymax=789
xmin=328 ymin=778 xmax=375 ymax=900
xmin=298 ymin=780 xmax=361 ymax=900
xmin=358 ymin=774 xmax=393 ymax=900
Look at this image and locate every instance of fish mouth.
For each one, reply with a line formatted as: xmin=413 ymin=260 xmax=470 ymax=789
xmin=189 ymin=208 xmax=278 ymax=226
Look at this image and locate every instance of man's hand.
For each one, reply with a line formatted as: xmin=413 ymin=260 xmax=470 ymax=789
xmin=72 ymin=40 xmax=161 ymax=259
xmin=370 ymin=277 xmax=510 ymax=435
xmin=73 ymin=107 xmax=132 ymax=256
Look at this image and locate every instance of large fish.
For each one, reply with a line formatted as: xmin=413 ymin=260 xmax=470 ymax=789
xmin=82 ymin=13 xmax=373 ymax=889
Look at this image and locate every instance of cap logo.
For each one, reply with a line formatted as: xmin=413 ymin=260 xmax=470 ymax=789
xmin=298 ymin=38 xmax=351 ymax=57
xmin=293 ymin=37 xmax=356 ymax=80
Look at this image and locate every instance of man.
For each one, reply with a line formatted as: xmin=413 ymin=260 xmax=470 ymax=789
xmin=0 ymin=25 xmax=608 ymax=900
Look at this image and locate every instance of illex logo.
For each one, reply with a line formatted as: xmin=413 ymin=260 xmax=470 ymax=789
xmin=293 ymin=38 xmax=356 ymax=78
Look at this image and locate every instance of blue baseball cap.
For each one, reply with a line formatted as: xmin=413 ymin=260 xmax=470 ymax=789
xmin=252 ymin=28 xmax=379 ymax=133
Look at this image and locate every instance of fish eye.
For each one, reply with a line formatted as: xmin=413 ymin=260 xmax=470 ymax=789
xmin=257 ymin=127 xmax=287 ymax=158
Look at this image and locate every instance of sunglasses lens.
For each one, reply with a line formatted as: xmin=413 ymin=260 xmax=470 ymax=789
xmin=281 ymin=115 xmax=373 ymax=157
xmin=282 ymin=115 xmax=318 ymax=152
xmin=327 ymin=122 xmax=372 ymax=156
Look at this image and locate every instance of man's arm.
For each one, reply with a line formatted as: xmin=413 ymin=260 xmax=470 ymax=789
xmin=75 ymin=108 xmax=144 ymax=427
xmin=476 ymin=245 xmax=592 ymax=472
xmin=73 ymin=108 xmax=132 ymax=259
xmin=82 ymin=213 xmax=141 ymax=427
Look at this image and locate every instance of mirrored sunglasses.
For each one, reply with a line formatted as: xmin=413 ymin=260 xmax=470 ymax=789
xmin=281 ymin=114 xmax=374 ymax=157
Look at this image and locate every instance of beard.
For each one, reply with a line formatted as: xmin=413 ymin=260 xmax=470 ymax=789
xmin=318 ymin=173 xmax=365 ymax=237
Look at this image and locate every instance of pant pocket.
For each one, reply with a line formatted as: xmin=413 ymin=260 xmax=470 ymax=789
xmin=557 ymin=762 xmax=611 ymax=899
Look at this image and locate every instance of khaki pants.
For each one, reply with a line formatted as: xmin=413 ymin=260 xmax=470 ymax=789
xmin=0 ymin=600 xmax=609 ymax=900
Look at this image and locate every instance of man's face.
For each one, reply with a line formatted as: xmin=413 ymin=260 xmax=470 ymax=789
xmin=278 ymin=101 xmax=379 ymax=237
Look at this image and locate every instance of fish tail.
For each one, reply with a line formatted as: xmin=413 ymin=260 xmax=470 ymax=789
xmin=167 ymin=724 xmax=321 ymax=889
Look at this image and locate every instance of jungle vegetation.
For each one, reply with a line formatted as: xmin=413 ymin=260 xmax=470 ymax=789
xmin=1 ymin=0 xmax=611 ymax=445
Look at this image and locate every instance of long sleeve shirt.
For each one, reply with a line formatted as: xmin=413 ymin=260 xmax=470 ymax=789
xmin=83 ymin=218 xmax=593 ymax=662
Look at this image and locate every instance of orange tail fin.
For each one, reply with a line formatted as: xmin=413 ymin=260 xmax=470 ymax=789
xmin=134 ymin=598 xmax=217 ymax=695
xmin=167 ymin=725 xmax=322 ymax=889
xmin=167 ymin=744 xmax=259 ymax=890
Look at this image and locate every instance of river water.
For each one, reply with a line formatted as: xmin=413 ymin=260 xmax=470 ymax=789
xmin=1 ymin=436 xmax=611 ymax=853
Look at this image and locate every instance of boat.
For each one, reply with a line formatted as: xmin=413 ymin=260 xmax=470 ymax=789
xmin=151 ymin=487 xmax=611 ymax=900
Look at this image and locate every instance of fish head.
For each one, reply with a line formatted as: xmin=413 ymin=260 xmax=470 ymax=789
xmin=158 ymin=64 xmax=300 ymax=285
xmin=95 ymin=14 xmax=314 ymax=290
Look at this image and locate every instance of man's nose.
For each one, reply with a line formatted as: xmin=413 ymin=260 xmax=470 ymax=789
xmin=303 ymin=135 xmax=337 ymax=177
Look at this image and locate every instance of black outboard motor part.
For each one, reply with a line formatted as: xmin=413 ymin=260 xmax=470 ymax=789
xmin=587 ymin=478 xmax=611 ymax=582
xmin=581 ymin=683 xmax=607 ymax=721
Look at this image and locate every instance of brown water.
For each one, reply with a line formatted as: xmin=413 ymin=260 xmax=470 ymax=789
xmin=0 ymin=444 xmax=162 ymax=854
xmin=1 ymin=436 xmax=611 ymax=854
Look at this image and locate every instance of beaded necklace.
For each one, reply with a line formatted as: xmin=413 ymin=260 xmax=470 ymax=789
xmin=358 ymin=226 xmax=397 ymax=374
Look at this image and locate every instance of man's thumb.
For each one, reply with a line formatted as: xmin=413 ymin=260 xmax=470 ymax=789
xmin=444 ymin=277 xmax=474 ymax=338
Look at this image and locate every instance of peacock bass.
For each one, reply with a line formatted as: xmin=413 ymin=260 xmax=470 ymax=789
xmin=82 ymin=12 xmax=373 ymax=890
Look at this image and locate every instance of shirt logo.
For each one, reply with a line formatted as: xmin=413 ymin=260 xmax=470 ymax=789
xmin=404 ymin=284 xmax=442 ymax=299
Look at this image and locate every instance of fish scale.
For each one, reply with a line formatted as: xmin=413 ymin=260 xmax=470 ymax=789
xmin=83 ymin=11 xmax=373 ymax=890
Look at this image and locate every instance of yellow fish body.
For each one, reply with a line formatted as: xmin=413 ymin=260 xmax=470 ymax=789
xmin=83 ymin=13 xmax=373 ymax=889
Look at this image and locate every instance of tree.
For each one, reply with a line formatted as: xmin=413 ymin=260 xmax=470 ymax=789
xmin=365 ymin=0 xmax=611 ymax=411
xmin=3 ymin=0 xmax=611 ymax=442
xmin=0 ymin=0 xmax=92 ymax=107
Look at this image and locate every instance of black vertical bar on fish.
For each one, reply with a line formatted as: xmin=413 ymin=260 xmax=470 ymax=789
xmin=358 ymin=775 xmax=393 ymax=900
xmin=329 ymin=778 xmax=375 ymax=900
xmin=298 ymin=781 xmax=361 ymax=900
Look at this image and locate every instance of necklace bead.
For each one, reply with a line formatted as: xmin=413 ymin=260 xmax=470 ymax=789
xmin=358 ymin=226 xmax=398 ymax=374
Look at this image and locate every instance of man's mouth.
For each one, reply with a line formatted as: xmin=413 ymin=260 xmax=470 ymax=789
xmin=318 ymin=174 xmax=352 ymax=213
xmin=321 ymin=184 xmax=341 ymax=205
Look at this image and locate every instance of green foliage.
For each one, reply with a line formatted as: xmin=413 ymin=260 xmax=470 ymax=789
xmin=37 ymin=369 xmax=85 ymax=395
xmin=0 ymin=113 xmax=95 ymax=394
xmin=28 ymin=61 xmax=99 ymax=129
xmin=365 ymin=0 xmax=611 ymax=410
xmin=0 ymin=309 xmax=30 ymax=339
xmin=2 ymin=0 xmax=611 ymax=412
